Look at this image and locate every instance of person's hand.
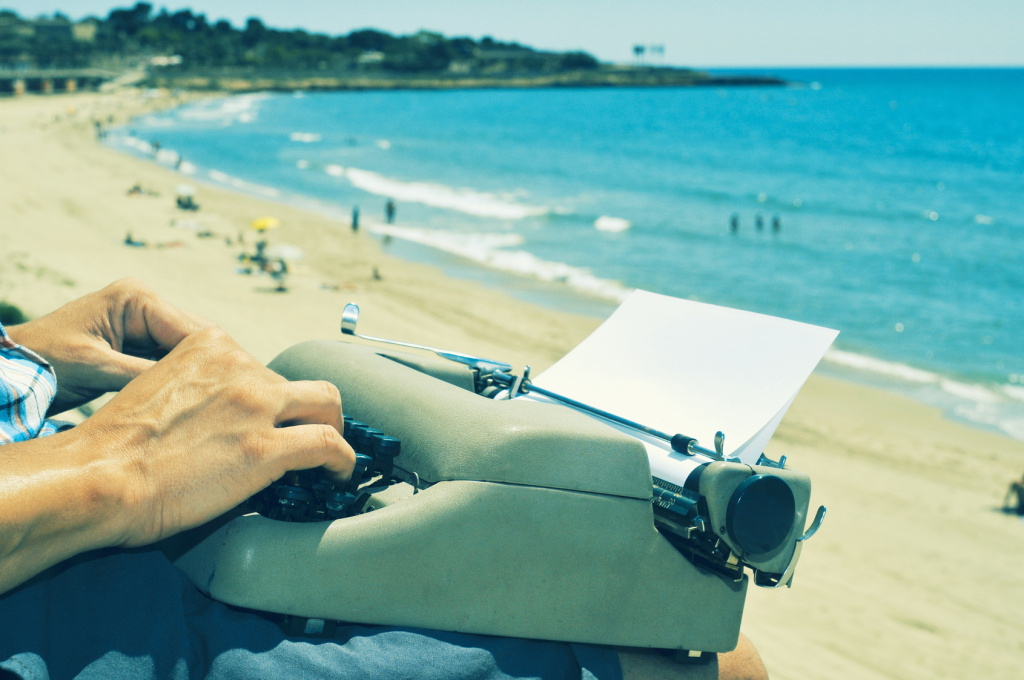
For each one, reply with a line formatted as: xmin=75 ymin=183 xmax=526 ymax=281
xmin=76 ymin=326 xmax=356 ymax=547
xmin=7 ymin=278 xmax=212 ymax=414
xmin=0 ymin=285 xmax=354 ymax=594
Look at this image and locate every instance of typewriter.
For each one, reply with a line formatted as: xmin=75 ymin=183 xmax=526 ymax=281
xmin=171 ymin=301 xmax=827 ymax=656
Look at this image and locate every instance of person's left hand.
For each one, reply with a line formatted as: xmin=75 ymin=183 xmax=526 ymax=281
xmin=6 ymin=278 xmax=214 ymax=414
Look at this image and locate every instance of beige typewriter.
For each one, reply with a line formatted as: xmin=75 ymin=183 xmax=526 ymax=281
xmin=171 ymin=300 xmax=827 ymax=656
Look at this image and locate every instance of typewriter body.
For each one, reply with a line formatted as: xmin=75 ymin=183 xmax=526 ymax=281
xmin=172 ymin=338 xmax=821 ymax=654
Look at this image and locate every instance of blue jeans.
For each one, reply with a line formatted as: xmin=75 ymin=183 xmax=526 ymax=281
xmin=0 ymin=550 xmax=619 ymax=680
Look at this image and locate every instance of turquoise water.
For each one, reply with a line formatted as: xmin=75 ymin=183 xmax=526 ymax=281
xmin=110 ymin=68 xmax=1024 ymax=440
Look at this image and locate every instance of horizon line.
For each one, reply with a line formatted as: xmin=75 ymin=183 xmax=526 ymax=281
xmin=685 ymin=64 xmax=1024 ymax=70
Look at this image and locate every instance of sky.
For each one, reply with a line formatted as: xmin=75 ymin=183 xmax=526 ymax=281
xmin=5 ymin=0 xmax=1024 ymax=67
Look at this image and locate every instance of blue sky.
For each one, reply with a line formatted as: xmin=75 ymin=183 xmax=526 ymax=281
xmin=5 ymin=0 xmax=1024 ymax=67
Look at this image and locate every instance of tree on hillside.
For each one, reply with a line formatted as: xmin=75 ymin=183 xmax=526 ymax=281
xmin=0 ymin=3 xmax=603 ymax=76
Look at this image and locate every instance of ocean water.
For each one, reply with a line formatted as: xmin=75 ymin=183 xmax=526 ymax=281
xmin=109 ymin=68 xmax=1024 ymax=441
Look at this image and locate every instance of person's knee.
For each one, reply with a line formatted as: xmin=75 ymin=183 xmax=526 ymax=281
xmin=617 ymin=634 xmax=768 ymax=680
xmin=717 ymin=634 xmax=768 ymax=680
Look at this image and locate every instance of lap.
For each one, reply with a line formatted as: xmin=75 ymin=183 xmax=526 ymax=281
xmin=0 ymin=549 xmax=619 ymax=680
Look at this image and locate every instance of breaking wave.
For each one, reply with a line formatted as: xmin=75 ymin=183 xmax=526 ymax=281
xmin=369 ymin=225 xmax=632 ymax=302
xmin=337 ymin=167 xmax=548 ymax=220
xmin=594 ymin=215 xmax=631 ymax=232
xmin=824 ymin=349 xmax=1024 ymax=441
xmin=176 ymin=93 xmax=269 ymax=124
xmin=206 ymin=169 xmax=280 ymax=198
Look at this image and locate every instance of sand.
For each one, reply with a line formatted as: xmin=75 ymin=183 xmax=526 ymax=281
xmin=2 ymin=90 xmax=1022 ymax=680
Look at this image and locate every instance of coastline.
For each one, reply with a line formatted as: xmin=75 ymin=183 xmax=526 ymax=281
xmin=2 ymin=90 xmax=1023 ymax=680
xmin=143 ymin=66 xmax=787 ymax=94
xmin=111 ymin=83 xmax=1024 ymax=447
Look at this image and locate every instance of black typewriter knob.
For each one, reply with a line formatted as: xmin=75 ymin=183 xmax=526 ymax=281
xmin=370 ymin=435 xmax=401 ymax=479
xmin=355 ymin=426 xmax=382 ymax=454
xmin=351 ymin=453 xmax=374 ymax=482
xmin=361 ymin=428 xmax=383 ymax=453
xmin=725 ymin=475 xmax=796 ymax=556
xmin=347 ymin=423 xmax=368 ymax=451
xmin=372 ymin=435 xmax=401 ymax=459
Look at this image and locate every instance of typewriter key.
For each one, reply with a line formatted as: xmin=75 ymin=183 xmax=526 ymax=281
xmin=275 ymin=485 xmax=313 ymax=522
xmin=325 ymin=490 xmax=358 ymax=519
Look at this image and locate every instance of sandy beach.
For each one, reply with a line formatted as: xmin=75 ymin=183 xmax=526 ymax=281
xmin=2 ymin=90 xmax=1023 ymax=680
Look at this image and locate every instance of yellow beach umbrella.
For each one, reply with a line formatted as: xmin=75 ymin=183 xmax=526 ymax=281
xmin=251 ymin=216 xmax=281 ymax=232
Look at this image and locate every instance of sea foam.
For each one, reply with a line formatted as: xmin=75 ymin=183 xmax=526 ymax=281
xmin=113 ymin=135 xmax=186 ymax=171
xmin=594 ymin=216 xmax=631 ymax=232
xmin=154 ymin=149 xmax=180 ymax=165
xmin=824 ymin=349 xmax=938 ymax=383
xmin=119 ymin=135 xmax=153 ymax=155
xmin=369 ymin=225 xmax=632 ymax=302
xmin=343 ymin=168 xmax=548 ymax=220
xmin=824 ymin=349 xmax=1024 ymax=441
xmin=206 ymin=169 xmax=280 ymax=198
xmin=177 ymin=93 xmax=269 ymax=124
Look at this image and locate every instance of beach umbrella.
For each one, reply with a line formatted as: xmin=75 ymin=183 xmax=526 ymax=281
xmin=175 ymin=183 xmax=196 ymax=196
xmin=251 ymin=216 xmax=281 ymax=231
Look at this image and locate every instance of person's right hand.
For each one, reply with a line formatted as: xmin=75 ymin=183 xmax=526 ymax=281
xmin=75 ymin=326 xmax=355 ymax=548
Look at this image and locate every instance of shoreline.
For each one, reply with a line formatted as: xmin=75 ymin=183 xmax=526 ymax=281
xmin=143 ymin=66 xmax=787 ymax=94
xmin=108 ymin=91 xmax=1024 ymax=446
xmin=3 ymin=90 xmax=1024 ymax=680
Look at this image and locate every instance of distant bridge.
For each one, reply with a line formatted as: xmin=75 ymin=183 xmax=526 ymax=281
xmin=0 ymin=68 xmax=116 ymax=96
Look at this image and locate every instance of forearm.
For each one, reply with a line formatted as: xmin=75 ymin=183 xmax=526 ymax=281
xmin=0 ymin=282 xmax=351 ymax=596
xmin=0 ymin=429 xmax=128 ymax=594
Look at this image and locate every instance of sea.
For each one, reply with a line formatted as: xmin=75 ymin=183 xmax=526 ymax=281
xmin=107 ymin=67 xmax=1024 ymax=442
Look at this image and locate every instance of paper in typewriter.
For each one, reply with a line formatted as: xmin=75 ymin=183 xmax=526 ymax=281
xmin=524 ymin=291 xmax=838 ymax=487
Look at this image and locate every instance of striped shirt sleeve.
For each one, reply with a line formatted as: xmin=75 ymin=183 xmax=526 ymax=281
xmin=0 ymin=322 xmax=71 ymax=444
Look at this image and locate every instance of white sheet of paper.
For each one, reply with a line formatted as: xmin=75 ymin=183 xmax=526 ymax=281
xmin=523 ymin=291 xmax=837 ymax=485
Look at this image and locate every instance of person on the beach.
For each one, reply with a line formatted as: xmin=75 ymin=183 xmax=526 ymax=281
xmin=123 ymin=231 xmax=147 ymax=248
xmin=0 ymin=279 xmax=766 ymax=680
xmin=269 ymin=257 xmax=289 ymax=292
xmin=176 ymin=194 xmax=198 ymax=211
xmin=1005 ymin=473 xmax=1024 ymax=515
xmin=253 ymin=238 xmax=268 ymax=268
xmin=351 ymin=205 xmax=360 ymax=232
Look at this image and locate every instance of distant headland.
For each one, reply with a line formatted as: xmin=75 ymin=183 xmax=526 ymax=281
xmin=0 ymin=3 xmax=786 ymax=93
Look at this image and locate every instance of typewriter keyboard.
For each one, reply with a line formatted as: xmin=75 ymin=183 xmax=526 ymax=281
xmin=245 ymin=416 xmax=402 ymax=522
